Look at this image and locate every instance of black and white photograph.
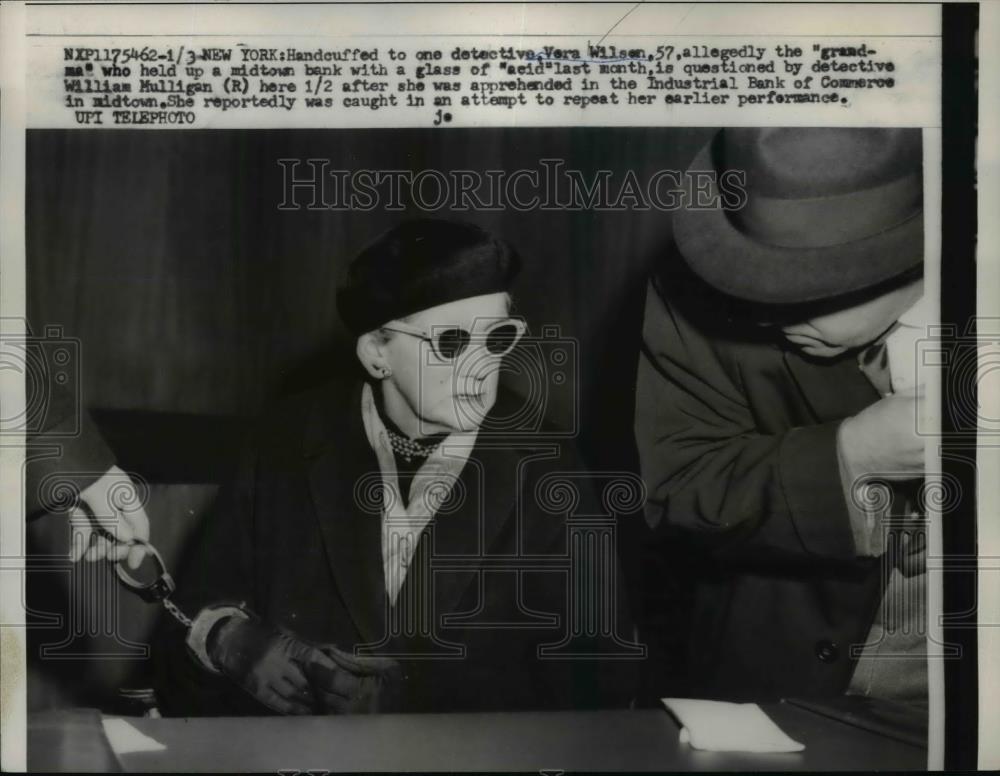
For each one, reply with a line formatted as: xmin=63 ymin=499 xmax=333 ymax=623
xmin=0 ymin=0 xmax=993 ymax=772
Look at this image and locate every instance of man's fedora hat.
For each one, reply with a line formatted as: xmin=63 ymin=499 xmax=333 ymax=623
xmin=673 ymin=128 xmax=923 ymax=305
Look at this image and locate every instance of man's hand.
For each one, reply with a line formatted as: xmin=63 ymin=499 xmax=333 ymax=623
xmin=839 ymin=386 xmax=927 ymax=478
xmin=207 ymin=616 xmax=336 ymax=715
xmin=304 ymin=644 xmax=402 ymax=714
xmin=70 ymin=465 xmax=151 ymax=569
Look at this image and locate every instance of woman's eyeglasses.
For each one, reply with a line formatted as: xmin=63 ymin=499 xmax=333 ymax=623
xmin=381 ymin=318 xmax=526 ymax=362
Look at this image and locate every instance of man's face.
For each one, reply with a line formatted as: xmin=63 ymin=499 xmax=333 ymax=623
xmin=776 ymin=276 xmax=923 ymax=358
xmin=382 ymin=292 xmax=511 ymax=434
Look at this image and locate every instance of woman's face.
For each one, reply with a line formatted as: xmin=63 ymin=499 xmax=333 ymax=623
xmin=380 ymin=292 xmax=513 ymax=435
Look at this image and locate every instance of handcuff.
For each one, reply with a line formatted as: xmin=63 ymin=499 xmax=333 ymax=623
xmin=76 ymin=498 xmax=193 ymax=628
xmin=114 ymin=538 xmax=194 ymax=628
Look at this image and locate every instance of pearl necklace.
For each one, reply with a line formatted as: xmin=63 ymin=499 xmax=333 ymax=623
xmin=384 ymin=427 xmax=443 ymax=464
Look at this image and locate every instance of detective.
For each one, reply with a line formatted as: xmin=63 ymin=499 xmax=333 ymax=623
xmin=635 ymin=128 xmax=929 ymax=706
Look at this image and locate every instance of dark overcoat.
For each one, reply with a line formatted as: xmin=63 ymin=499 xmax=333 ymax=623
xmin=635 ymin=260 xmax=888 ymax=701
xmin=156 ymin=377 xmax=640 ymax=715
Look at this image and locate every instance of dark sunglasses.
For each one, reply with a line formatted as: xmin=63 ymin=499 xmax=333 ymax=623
xmin=381 ymin=318 xmax=526 ymax=361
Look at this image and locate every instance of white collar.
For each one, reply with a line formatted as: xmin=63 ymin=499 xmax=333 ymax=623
xmin=895 ymin=294 xmax=929 ymax=330
xmin=359 ymin=382 xmax=479 ymax=604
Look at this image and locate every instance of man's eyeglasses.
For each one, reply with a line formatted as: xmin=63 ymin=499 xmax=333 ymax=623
xmin=381 ymin=318 xmax=526 ymax=362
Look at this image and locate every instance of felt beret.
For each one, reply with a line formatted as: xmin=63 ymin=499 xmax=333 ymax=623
xmin=337 ymin=219 xmax=521 ymax=335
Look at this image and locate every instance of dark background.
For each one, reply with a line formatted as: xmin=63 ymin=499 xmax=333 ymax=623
xmin=25 ymin=127 xmax=711 ymax=708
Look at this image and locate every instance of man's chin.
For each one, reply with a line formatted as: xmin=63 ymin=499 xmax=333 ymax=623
xmin=793 ymin=342 xmax=849 ymax=359
xmin=781 ymin=333 xmax=847 ymax=358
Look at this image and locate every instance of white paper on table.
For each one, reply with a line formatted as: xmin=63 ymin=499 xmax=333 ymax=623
xmin=661 ymin=698 xmax=805 ymax=753
xmin=101 ymin=717 xmax=167 ymax=755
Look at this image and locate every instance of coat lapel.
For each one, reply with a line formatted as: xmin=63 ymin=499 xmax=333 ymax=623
xmin=421 ymin=439 xmax=520 ymax=619
xmin=303 ymin=382 xmax=387 ymax=645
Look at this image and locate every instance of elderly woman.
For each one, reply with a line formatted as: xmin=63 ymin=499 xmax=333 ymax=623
xmin=155 ymin=218 xmax=637 ymax=716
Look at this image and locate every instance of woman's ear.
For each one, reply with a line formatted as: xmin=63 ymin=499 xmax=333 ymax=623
xmin=356 ymin=332 xmax=391 ymax=379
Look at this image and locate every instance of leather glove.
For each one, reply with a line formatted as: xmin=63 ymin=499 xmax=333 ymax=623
xmin=207 ymin=615 xmax=336 ymax=715
xmin=303 ymin=644 xmax=402 ymax=714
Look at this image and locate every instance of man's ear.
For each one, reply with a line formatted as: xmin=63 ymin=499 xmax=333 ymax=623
xmin=356 ymin=332 xmax=390 ymax=379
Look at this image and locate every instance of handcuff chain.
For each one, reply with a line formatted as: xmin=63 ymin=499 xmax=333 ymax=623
xmin=162 ymin=596 xmax=193 ymax=628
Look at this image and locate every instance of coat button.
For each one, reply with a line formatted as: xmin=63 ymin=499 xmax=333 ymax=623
xmin=815 ymin=640 xmax=840 ymax=663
